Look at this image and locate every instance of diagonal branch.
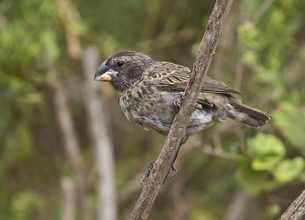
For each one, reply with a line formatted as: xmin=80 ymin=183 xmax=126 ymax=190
xmin=279 ymin=190 xmax=305 ymax=220
xmin=129 ymin=0 xmax=234 ymax=219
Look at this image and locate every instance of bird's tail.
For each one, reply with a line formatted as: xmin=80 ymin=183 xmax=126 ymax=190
xmin=228 ymin=99 xmax=271 ymax=127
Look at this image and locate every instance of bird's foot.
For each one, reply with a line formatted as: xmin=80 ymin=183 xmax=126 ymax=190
xmin=174 ymin=92 xmax=202 ymax=109
xmin=169 ymin=164 xmax=178 ymax=178
xmin=140 ymin=161 xmax=178 ymax=185
xmin=140 ymin=161 xmax=155 ymax=186
xmin=194 ymin=103 xmax=203 ymax=109
xmin=174 ymin=93 xmax=183 ymax=108
xmin=174 ymin=92 xmax=187 ymax=108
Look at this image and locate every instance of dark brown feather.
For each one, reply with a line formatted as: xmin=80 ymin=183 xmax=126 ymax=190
xmin=228 ymin=100 xmax=272 ymax=127
xmin=153 ymin=62 xmax=241 ymax=96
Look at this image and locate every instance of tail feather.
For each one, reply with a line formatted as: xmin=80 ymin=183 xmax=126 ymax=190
xmin=229 ymin=100 xmax=271 ymax=127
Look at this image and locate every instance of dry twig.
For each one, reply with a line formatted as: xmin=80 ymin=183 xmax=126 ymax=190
xmin=279 ymin=190 xmax=305 ymax=220
xmin=129 ymin=0 xmax=234 ymax=219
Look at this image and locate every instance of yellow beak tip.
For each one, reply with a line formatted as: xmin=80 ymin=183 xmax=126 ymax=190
xmin=95 ymin=74 xmax=114 ymax=82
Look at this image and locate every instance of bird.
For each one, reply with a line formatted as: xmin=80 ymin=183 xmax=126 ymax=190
xmin=94 ymin=50 xmax=271 ymax=181
xmin=94 ymin=50 xmax=271 ymax=137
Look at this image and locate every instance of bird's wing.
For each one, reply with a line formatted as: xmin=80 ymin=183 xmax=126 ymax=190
xmin=149 ymin=62 xmax=241 ymax=96
xmin=201 ymin=76 xmax=242 ymax=95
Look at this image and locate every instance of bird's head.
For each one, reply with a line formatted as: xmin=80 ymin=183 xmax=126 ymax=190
xmin=94 ymin=50 xmax=153 ymax=91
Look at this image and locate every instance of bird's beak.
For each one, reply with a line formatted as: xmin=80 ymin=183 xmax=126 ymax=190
xmin=94 ymin=60 xmax=118 ymax=82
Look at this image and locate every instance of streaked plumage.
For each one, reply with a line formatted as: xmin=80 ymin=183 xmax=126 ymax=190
xmin=94 ymin=50 xmax=271 ymax=135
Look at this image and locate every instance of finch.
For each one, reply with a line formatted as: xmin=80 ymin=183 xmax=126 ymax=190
xmin=94 ymin=50 xmax=271 ymax=135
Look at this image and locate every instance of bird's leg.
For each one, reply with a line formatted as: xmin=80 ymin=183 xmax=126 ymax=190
xmin=168 ymin=134 xmax=188 ymax=178
xmin=194 ymin=103 xmax=203 ymax=109
xmin=174 ymin=92 xmax=184 ymax=108
xmin=181 ymin=134 xmax=189 ymax=145
xmin=140 ymin=161 xmax=155 ymax=185
xmin=174 ymin=92 xmax=202 ymax=109
xmin=140 ymin=160 xmax=179 ymax=185
xmin=140 ymin=135 xmax=189 ymax=185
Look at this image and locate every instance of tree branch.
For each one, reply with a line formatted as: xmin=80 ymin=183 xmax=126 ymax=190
xmin=129 ymin=0 xmax=234 ymax=219
xmin=82 ymin=46 xmax=118 ymax=220
xmin=279 ymin=190 xmax=305 ymax=220
xmin=46 ymin=58 xmax=90 ymax=220
xmin=60 ymin=177 xmax=76 ymax=220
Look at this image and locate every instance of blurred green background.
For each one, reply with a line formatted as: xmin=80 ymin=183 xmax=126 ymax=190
xmin=1 ymin=0 xmax=305 ymax=219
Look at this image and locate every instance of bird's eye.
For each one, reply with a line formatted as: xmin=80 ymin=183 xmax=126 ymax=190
xmin=117 ymin=61 xmax=124 ymax=67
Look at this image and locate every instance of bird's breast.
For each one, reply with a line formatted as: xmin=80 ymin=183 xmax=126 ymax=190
xmin=118 ymin=86 xmax=180 ymax=133
xmin=118 ymin=86 xmax=215 ymax=134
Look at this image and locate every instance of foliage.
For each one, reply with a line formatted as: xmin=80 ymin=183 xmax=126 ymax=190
xmin=0 ymin=0 xmax=305 ymax=219
xmin=273 ymin=102 xmax=305 ymax=149
xmin=248 ymin=133 xmax=286 ymax=171
xmin=236 ymin=133 xmax=305 ymax=195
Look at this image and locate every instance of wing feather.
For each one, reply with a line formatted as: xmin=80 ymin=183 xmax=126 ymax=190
xmin=150 ymin=62 xmax=241 ymax=96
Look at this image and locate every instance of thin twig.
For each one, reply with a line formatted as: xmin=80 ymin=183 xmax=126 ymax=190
xmin=129 ymin=0 xmax=234 ymax=219
xmin=203 ymin=145 xmax=242 ymax=162
xmin=279 ymin=190 xmax=305 ymax=220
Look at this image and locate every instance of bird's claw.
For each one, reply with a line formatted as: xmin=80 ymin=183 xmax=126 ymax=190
xmin=174 ymin=92 xmax=184 ymax=108
xmin=174 ymin=92 xmax=202 ymax=109
xmin=174 ymin=98 xmax=182 ymax=108
xmin=140 ymin=161 xmax=155 ymax=186
xmin=194 ymin=103 xmax=203 ymax=109
xmin=169 ymin=164 xmax=178 ymax=178
xmin=140 ymin=162 xmax=178 ymax=185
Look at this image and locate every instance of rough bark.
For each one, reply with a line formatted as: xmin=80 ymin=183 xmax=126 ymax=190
xmin=129 ymin=0 xmax=234 ymax=219
xmin=82 ymin=46 xmax=118 ymax=220
xmin=279 ymin=190 xmax=305 ymax=220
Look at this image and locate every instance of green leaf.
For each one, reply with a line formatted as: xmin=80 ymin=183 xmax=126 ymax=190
xmin=5 ymin=121 xmax=33 ymax=163
xmin=266 ymin=204 xmax=281 ymax=219
xmin=12 ymin=190 xmax=45 ymax=220
xmin=242 ymin=50 xmax=256 ymax=66
xmin=235 ymin=165 xmax=281 ymax=195
xmin=237 ymin=22 xmax=260 ymax=49
xmin=43 ymin=30 xmax=59 ymax=61
xmin=273 ymin=102 xmax=305 ymax=149
xmin=273 ymin=157 xmax=305 ymax=182
xmin=247 ymin=134 xmax=285 ymax=171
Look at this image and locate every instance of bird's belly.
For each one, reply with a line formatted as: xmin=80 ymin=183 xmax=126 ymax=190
xmin=119 ymin=89 xmax=214 ymax=134
xmin=187 ymin=109 xmax=214 ymax=133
